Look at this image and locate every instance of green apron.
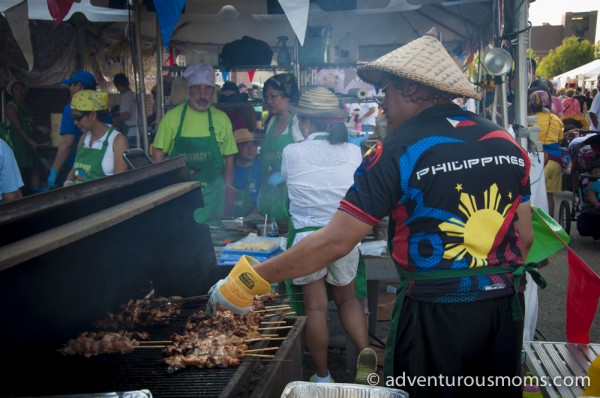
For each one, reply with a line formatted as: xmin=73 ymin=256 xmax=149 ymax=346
xmin=73 ymin=127 xmax=115 ymax=183
xmin=170 ymin=102 xmax=225 ymax=225
xmin=383 ymin=259 xmax=547 ymax=379
xmin=283 ymin=223 xmax=367 ymax=315
xmin=6 ymin=101 xmax=37 ymax=169
xmin=259 ymin=115 xmax=295 ymax=221
xmin=234 ymin=162 xmax=257 ymax=217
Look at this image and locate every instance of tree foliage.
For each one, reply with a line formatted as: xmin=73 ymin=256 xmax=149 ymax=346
xmin=537 ymin=36 xmax=596 ymax=78
xmin=526 ymin=48 xmax=539 ymax=64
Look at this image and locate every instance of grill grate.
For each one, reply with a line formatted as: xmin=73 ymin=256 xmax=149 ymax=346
xmin=2 ymin=302 xmax=297 ymax=398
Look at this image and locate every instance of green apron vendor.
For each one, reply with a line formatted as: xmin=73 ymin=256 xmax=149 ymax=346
xmin=152 ymin=64 xmax=238 ymax=225
xmin=4 ymin=79 xmax=46 ymax=195
xmin=65 ymin=90 xmax=129 ymax=185
xmin=207 ymin=35 xmax=540 ymax=398
xmin=259 ymin=73 xmax=302 ymax=222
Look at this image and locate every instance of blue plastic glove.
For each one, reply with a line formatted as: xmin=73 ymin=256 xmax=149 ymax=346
xmin=268 ymin=172 xmax=285 ymax=187
xmin=47 ymin=168 xmax=59 ymax=189
xmin=348 ymin=133 xmax=368 ymax=146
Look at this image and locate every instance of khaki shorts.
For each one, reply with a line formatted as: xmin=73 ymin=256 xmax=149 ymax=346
xmin=292 ymin=246 xmax=359 ymax=286
xmin=544 ymin=160 xmax=563 ymax=193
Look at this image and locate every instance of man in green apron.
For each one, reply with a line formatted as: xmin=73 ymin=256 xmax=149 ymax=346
xmin=209 ymin=35 xmax=540 ymax=397
xmin=152 ymin=64 xmax=238 ymax=225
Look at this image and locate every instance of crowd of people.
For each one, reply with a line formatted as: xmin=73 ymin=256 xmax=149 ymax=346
xmin=1 ymin=70 xmax=131 ymax=199
xmin=3 ymin=35 xmax=600 ymax=396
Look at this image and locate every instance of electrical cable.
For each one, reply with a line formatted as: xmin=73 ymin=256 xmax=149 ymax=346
xmin=399 ymin=12 xmax=420 ymax=39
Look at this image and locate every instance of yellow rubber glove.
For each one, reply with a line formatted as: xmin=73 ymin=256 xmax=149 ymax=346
xmin=207 ymin=255 xmax=271 ymax=316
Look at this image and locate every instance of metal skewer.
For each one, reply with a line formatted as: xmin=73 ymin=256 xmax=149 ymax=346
xmin=138 ymin=340 xmax=172 ymax=344
xmin=244 ymin=337 xmax=286 ymax=342
xmin=245 ymin=346 xmax=280 ymax=353
xmin=264 ymin=311 xmax=295 ymax=318
xmin=244 ymin=353 xmax=275 ymax=358
xmin=253 ymin=305 xmax=291 ymax=313
xmin=258 ymin=326 xmax=293 ymax=330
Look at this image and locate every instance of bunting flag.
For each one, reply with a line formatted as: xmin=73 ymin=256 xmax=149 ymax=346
xmin=344 ymin=68 xmax=357 ymax=89
xmin=5 ymin=1 xmax=34 ymax=71
xmin=526 ymin=206 xmax=570 ymax=264
xmin=566 ymin=249 xmax=600 ymax=344
xmin=247 ymin=69 xmax=256 ymax=83
xmin=46 ymin=0 xmax=74 ymax=28
xmin=153 ymin=0 xmax=186 ymax=48
xmin=221 ymin=70 xmax=229 ymax=82
xmin=168 ymin=45 xmax=175 ymax=67
xmin=524 ymin=206 xmax=599 ymax=343
xmin=278 ymin=0 xmax=309 ymax=46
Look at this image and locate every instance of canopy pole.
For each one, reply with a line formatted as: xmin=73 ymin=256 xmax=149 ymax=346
xmin=155 ymin=14 xmax=164 ymax=125
xmin=500 ymin=76 xmax=509 ymax=130
xmin=513 ymin=0 xmax=529 ymax=149
xmin=133 ymin=0 xmax=149 ymax=152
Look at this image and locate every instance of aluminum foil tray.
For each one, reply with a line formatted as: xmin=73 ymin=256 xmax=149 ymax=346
xmin=280 ymin=382 xmax=409 ymax=398
xmin=41 ymin=390 xmax=152 ymax=398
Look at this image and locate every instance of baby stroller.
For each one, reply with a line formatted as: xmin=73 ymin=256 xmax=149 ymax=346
xmin=557 ymin=131 xmax=600 ymax=238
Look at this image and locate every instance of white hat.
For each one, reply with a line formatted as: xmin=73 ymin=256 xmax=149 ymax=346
xmin=358 ymin=35 xmax=481 ymax=100
xmin=183 ymin=64 xmax=216 ymax=87
xmin=289 ymin=87 xmax=348 ymax=118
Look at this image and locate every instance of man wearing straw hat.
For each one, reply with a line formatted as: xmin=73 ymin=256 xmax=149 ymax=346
xmin=207 ymin=34 xmax=536 ymax=397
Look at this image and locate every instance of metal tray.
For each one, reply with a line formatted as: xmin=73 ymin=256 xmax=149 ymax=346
xmin=223 ymin=236 xmax=282 ymax=256
xmin=40 ymin=391 xmax=152 ymax=398
xmin=281 ymin=382 xmax=409 ymax=397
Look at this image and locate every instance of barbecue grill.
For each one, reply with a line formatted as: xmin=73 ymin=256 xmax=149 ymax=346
xmin=1 ymin=306 xmax=305 ymax=398
xmin=0 ymin=158 xmax=305 ymax=398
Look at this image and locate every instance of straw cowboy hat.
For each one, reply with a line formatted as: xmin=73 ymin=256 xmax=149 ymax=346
xmin=357 ymin=34 xmax=481 ymax=100
xmin=289 ymin=86 xmax=348 ymax=118
xmin=234 ymin=128 xmax=260 ymax=144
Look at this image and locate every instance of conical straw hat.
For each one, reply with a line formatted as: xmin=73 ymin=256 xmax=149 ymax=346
xmin=358 ymin=35 xmax=481 ymax=100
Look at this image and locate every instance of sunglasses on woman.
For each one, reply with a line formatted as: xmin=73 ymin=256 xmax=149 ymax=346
xmin=72 ymin=112 xmax=90 ymax=122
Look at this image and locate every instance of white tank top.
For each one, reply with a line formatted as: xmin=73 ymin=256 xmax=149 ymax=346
xmin=81 ymin=128 xmax=122 ymax=176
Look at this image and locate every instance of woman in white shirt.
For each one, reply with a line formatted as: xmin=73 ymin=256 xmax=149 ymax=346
xmin=282 ymin=86 xmax=376 ymax=384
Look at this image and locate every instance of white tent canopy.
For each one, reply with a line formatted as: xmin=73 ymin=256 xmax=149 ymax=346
xmin=553 ymin=59 xmax=600 ymax=89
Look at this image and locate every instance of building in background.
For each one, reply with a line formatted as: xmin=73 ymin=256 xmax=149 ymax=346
xmin=531 ymin=11 xmax=597 ymax=58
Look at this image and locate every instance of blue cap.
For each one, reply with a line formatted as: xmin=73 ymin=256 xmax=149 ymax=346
xmin=61 ymin=71 xmax=97 ymax=87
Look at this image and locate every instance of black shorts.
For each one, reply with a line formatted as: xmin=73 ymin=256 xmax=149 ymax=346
xmin=393 ymin=295 xmax=524 ymax=398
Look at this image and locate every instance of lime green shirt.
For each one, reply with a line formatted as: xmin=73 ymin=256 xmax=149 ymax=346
xmin=153 ymin=103 xmax=238 ymax=157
